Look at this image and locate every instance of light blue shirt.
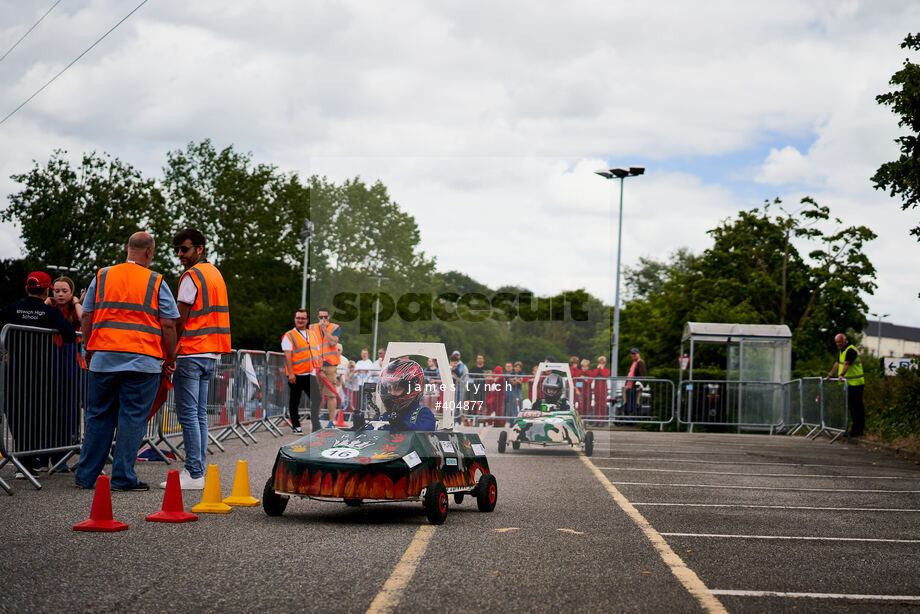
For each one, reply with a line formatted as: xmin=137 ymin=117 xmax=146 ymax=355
xmin=83 ymin=265 xmax=180 ymax=373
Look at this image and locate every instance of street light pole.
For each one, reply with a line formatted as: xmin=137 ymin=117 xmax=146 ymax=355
xmin=595 ymin=166 xmax=645 ymax=411
xmin=369 ymin=274 xmax=388 ymax=358
xmin=300 ymin=219 xmax=314 ymax=309
xmin=869 ymin=312 xmax=890 ymax=357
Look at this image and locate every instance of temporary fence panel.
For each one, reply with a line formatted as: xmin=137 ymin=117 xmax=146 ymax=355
xmin=610 ymin=378 xmax=676 ymax=426
xmin=264 ymin=352 xmax=290 ymax=430
xmin=0 ymin=324 xmax=85 ymax=491
xmin=235 ymin=350 xmax=265 ymax=441
xmin=821 ymin=379 xmax=849 ymax=437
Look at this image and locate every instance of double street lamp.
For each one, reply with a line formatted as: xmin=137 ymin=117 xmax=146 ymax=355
xmin=869 ymin=311 xmax=890 ymax=358
xmin=595 ymin=166 xmax=645 ymax=409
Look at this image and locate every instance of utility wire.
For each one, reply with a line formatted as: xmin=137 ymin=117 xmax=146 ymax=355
xmin=0 ymin=0 xmax=64 ymax=64
xmin=0 ymin=0 xmax=149 ymax=128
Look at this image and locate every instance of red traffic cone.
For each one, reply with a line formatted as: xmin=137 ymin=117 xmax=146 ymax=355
xmin=146 ymin=470 xmax=198 ymax=523
xmin=73 ymin=475 xmax=129 ymax=532
xmin=334 ymin=407 xmax=346 ymax=428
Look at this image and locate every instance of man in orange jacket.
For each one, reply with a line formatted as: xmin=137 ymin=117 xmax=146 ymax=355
xmin=282 ymin=309 xmax=321 ymax=432
xmin=159 ymin=229 xmax=231 ymax=490
xmin=310 ymin=306 xmax=341 ymax=425
xmin=75 ymin=232 xmax=179 ymax=491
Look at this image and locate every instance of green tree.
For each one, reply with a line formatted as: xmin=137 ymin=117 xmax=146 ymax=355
xmin=873 ymin=33 xmax=920 ymax=246
xmin=3 ymin=150 xmax=168 ymax=283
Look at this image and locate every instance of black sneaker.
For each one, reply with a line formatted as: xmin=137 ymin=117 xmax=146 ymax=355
xmin=292 ymin=426 xmax=303 ymax=434
xmin=111 ymin=481 xmax=149 ymax=492
xmin=74 ymin=480 xmax=93 ymax=489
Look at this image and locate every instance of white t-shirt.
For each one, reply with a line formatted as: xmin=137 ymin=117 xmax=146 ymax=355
xmin=177 ymin=273 xmax=218 ymax=360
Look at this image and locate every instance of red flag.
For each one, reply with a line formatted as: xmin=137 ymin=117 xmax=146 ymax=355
xmin=148 ymin=376 xmax=173 ymax=421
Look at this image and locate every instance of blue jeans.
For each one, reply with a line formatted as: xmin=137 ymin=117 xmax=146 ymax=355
xmin=76 ymin=370 xmax=160 ymax=489
xmin=174 ymin=357 xmax=216 ymax=479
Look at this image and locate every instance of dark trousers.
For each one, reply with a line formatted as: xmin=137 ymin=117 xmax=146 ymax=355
xmin=288 ymin=373 xmax=321 ymax=431
xmin=847 ymin=384 xmax=865 ymax=437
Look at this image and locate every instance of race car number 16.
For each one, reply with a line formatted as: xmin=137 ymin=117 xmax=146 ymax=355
xmin=321 ymin=447 xmax=360 ymax=459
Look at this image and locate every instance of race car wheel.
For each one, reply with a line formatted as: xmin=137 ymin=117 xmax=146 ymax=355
xmin=344 ymin=498 xmax=363 ymax=507
xmin=498 ymin=430 xmax=507 ymax=453
xmin=262 ymin=477 xmax=288 ymax=517
xmin=454 ymin=493 xmax=465 ymax=504
xmin=511 ymin=440 xmax=520 ymax=450
xmin=425 ymin=481 xmax=448 ymax=525
xmin=584 ymin=430 xmax=595 ymax=457
xmin=476 ymin=474 xmax=497 ymax=513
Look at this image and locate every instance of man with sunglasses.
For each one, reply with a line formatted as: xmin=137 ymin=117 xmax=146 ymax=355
xmin=159 ymin=229 xmax=231 ymax=490
xmin=310 ymin=307 xmax=341 ymax=425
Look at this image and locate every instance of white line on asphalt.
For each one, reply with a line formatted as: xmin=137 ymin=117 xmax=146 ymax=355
xmin=596 ymin=467 xmax=913 ymax=479
xmin=597 ymin=457 xmax=902 ymax=469
xmin=610 ymin=481 xmax=920 ymax=493
xmin=709 ymin=589 xmax=920 ymax=601
xmin=661 ymin=532 xmax=920 ymax=543
xmin=366 ymin=525 xmax=435 ymax=614
xmin=580 ymin=455 xmax=728 ymax=614
xmin=633 ymin=503 xmax=920 ymax=512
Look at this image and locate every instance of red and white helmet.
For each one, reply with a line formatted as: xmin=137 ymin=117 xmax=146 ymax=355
xmin=379 ymin=359 xmax=425 ymax=412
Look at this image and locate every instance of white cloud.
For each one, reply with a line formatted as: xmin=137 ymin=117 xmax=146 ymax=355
xmin=2 ymin=0 xmax=920 ymax=328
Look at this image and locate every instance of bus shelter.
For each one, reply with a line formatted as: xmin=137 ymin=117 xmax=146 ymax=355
xmin=678 ymin=322 xmax=792 ymax=430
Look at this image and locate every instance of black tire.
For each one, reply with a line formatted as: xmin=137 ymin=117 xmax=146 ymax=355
xmin=344 ymin=498 xmax=363 ymax=507
xmin=497 ymin=430 xmax=507 ymax=454
xmin=453 ymin=493 xmax=465 ymax=504
xmin=584 ymin=430 xmax=594 ymax=457
xmin=476 ymin=473 xmax=497 ymax=512
xmin=262 ymin=476 xmax=288 ymax=516
xmin=511 ymin=440 xmax=520 ymax=450
xmin=424 ymin=481 xmax=448 ymax=525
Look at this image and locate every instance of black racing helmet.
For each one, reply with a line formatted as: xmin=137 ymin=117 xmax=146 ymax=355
xmin=543 ymin=373 xmax=564 ymax=403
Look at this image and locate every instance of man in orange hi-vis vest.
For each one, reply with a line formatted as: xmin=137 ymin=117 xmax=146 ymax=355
xmin=282 ymin=309 xmax=321 ymax=432
xmin=158 ymin=229 xmax=231 ymax=490
xmin=75 ymin=232 xmax=179 ymax=492
xmin=310 ymin=306 xmax=341 ymax=425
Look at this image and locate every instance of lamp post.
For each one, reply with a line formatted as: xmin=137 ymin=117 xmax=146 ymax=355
xmin=869 ymin=312 xmax=890 ymax=357
xmin=300 ymin=219 xmax=314 ymax=309
xmin=595 ymin=166 xmax=645 ymax=411
xmin=369 ymin=274 xmax=388 ymax=358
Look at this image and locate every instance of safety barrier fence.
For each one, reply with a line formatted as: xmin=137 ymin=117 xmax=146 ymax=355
xmin=0 ymin=324 xmax=856 ymax=495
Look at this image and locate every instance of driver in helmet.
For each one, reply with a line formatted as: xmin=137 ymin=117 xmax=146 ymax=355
xmin=375 ymin=359 xmax=437 ymax=431
xmin=534 ymin=373 xmax=569 ymax=411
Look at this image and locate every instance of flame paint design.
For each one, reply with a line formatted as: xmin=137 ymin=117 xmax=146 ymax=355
xmin=273 ymin=457 xmax=489 ymax=499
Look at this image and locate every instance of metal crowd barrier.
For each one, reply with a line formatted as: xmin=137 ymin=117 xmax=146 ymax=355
xmin=0 ymin=324 xmax=85 ymax=492
xmin=679 ymin=380 xmax=785 ymax=432
xmin=610 ymin=377 xmax=676 ymax=426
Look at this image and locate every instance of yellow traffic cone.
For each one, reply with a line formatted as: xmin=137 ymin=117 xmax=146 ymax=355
xmin=192 ymin=464 xmax=232 ymax=514
xmin=222 ymin=460 xmax=260 ymax=507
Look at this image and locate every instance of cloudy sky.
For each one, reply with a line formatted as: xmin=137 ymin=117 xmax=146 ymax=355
xmin=2 ymin=0 xmax=919 ymax=329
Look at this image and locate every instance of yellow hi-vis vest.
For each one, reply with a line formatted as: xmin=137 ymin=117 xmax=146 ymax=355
xmin=838 ymin=344 xmax=864 ymax=386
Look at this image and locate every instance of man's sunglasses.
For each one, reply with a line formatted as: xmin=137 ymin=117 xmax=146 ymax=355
xmin=174 ymin=245 xmax=198 ymax=254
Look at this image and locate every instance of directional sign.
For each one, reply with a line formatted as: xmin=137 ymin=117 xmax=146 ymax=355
xmin=883 ymin=356 xmax=917 ymax=376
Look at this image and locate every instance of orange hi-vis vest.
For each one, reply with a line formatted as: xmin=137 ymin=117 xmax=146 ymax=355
xmin=284 ymin=327 xmax=318 ymax=375
xmin=311 ymin=322 xmax=341 ymax=366
xmin=179 ymin=262 xmax=231 ymax=355
xmin=87 ymin=262 xmax=165 ymax=359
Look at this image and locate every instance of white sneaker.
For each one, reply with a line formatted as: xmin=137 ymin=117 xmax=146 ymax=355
xmin=159 ymin=469 xmax=206 ymax=490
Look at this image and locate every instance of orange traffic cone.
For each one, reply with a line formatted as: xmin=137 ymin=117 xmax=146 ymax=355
xmin=192 ymin=464 xmax=232 ymax=514
xmin=222 ymin=460 xmax=260 ymax=507
xmin=73 ymin=475 xmax=129 ymax=532
xmin=146 ymin=470 xmax=198 ymax=523
xmin=334 ymin=407 xmax=346 ymax=428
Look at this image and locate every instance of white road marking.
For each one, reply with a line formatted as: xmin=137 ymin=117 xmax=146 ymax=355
xmin=366 ymin=525 xmax=435 ymax=614
xmin=610 ymin=481 xmax=920 ymax=493
xmin=580 ymin=455 xmax=728 ymax=613
xmin=709 ymin=589 xmax=920 ymax=601
xmin=633 ymin=502 xmax=920 ymax=512
xmin=557 ymin=528 xmax=585 ymax=535
xmin=494 ymin=527 xmax=520 ymax=533
xmin=661 ymin=532 xmax=920 ymax=543
xmin=596 ymin=466 xmax=912 ymax=479
xmin=596 ymin=457 xmax=909 ymax=470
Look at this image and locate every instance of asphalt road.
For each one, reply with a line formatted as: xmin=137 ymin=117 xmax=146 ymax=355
xmin=2 ymin=426 xmax=919 ymax=613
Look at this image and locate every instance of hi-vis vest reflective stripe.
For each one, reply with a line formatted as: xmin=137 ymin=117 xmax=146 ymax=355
xmin=87 ymin=262 xmax=164 ymax=359
xmin=311 ymin=322 xmax=341 ymax=366
xmin=285 ymin=328 xmax=317 ymax=375
xmin=838 ymin=344 xmax=865 ymax=386
xmin=179 ymin=262 xmax=230 ymax=355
